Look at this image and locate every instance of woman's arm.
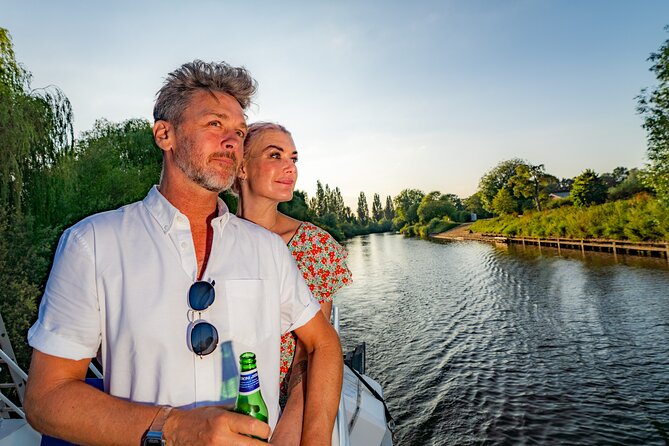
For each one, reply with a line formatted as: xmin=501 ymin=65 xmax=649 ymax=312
xmin=270 ymin=303 xmax=332 ymax=445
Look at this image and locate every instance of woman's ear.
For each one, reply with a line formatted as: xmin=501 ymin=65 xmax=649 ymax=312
xmin=153 ymin=120 xmax=173 ymax=153
xmin=237 ymin=162 xmax=247 ymax=181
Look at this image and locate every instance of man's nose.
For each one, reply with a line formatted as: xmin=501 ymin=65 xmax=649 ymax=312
xmin=223 ymin=131 xmax=242 ymax=150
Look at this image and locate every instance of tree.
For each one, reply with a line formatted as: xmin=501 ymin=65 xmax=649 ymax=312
xmin=371 ymin=193 xmax=383 ymax=222
xmin=279 ymin=189 xmax=311 ymax=221
xmin=637 ymin=27 xmax=669 ymax=205
xmin=0 ymin=27 xmax=73 ymax=215
xmin=607 ymin=168 xmax=648 ymax=200
xmin=478 ymin=158 xmax=526 ymax=213
xmin=491 ymin=187 xmax=517 ymax=215
xmin=571 ymin=169 xmax=607 ymax=207
xmin=508 ymin=163 xmax=551 ymax=212
xmin=417 ymin=191 xmax=456 ymax=223
xmin=383 ymin=195 xmax=395 ymax=221
xmin=313 ymin=181 xmax=327 ymax=217
xmin=331 ymin=187 xmax=346 ymax=221
xmin=463 ymin=192 xmax=488 ymax=217
xmin=393 ymin=189 xmax=424 ymax=229
xmin=357 ymin=192 xmax=369 ymax=225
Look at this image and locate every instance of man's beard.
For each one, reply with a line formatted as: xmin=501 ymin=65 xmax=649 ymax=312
xmin=173 ymin=133 xmax=238 ymax=193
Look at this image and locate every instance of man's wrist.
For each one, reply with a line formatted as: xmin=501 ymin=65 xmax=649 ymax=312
xmin=141 ymin=406 xmax=174 ymax=446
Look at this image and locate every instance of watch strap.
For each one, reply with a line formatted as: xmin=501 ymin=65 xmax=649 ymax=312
xmin=149 ymin=406 xmax=173 ymax=433
xmin=142 ymin=406 xmax=173 ymax=445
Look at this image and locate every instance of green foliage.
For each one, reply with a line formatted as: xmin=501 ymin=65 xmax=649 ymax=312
xmin=571 ymin=169 xmax=607 ymax=207
xmin=478 ymin=158 xmax=525 ymax=213
xmin=383 ymin=195 xmax=395 ymax=221
xmin=471 ymin=194 xmax=669 ymax=241
xmin=508 ymin=163 xmax=554 ymax=211
xmin=491 ymin=187 xmax=517 ymax=215
xmin=356 ymin=192 xmax=370 ymax=225
xmin=0 ymin=27 xmax=74 ymax=215
xmin=278 ymin=190 xmax=311 ymax=221
xmin=393 ymin=188 xmax=424 ymax=230
xmin=417 ymin=191 xmax=456 ymax=223
xmin=371 ymin=193 xmax=383 ymax=222
xmin=0 ymin=210 xmax=59 ymax=369
xmin=463 ymin=192 xmax=490 ymax=218
xmin=637 ymin=27 xmax=669 ymax=205
xmin=607 ymin=168 xmax=649 ymax=201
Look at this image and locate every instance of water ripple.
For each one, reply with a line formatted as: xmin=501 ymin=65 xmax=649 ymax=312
xmin=337 ymin=234 xmax=669 ymax=446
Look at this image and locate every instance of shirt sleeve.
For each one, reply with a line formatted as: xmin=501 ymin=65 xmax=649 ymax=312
xmin=27 ymin=224 xmax=102 ymax=360
xmin=276 ymin=236 xmax=320 ymax=335
xmin=320 ymin=233 xmax=352 ymax=303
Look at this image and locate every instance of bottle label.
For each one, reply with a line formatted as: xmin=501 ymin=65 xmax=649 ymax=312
xmin=238 ymin=369 xmax=260 ymax=395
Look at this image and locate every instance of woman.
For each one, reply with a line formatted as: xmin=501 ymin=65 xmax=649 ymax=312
xmin=235 ymin=122 xmax=351 ymax=438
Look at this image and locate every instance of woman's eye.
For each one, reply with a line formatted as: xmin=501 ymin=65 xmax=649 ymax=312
xmin=270 ymin=153 xmax=281 ymax=159
xmin=292 ymin=158 xmax=298 ymax=163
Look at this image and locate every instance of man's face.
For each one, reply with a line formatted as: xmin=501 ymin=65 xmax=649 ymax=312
xmin=171 ymin=90 xmax=247 ymax=192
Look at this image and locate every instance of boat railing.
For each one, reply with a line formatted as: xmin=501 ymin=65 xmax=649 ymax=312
xmin=332 ymin=305 xmax=351 ymax=446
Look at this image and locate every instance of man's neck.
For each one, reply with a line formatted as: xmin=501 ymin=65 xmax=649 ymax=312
xmin=158 ymin=177 xmax=219 ymax=224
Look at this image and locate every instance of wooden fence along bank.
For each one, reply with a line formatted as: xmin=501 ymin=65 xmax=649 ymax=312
xmin=431 ymin=226 xmax=669 ymax=263
xmin=485 ymin=235 xmax=669 ymax=260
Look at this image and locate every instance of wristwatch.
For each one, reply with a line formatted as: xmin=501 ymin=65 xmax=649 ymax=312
xmin=141 ymin=406 xmax=173 ymax=446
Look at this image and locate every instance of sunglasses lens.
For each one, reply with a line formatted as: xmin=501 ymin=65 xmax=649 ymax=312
xmin=189 ymin=281 xmax=215 ymax=311
xmin=191 ymin=322 xmax=219 ymax=356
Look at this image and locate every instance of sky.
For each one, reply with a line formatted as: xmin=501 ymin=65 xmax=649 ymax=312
xmin=3 ymin=0 xmax=669 ymax=208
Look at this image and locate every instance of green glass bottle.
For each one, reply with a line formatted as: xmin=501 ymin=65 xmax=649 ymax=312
xmin=234 ymin=352 xmax=269 ymax=424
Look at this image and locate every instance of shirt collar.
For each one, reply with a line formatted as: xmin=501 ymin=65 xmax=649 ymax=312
xmin=143 ymin=185 xmax=232 ymax=233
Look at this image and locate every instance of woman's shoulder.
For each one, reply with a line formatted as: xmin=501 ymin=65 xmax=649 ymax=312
xmin=295 ymin=222 xmax=340 ymax=245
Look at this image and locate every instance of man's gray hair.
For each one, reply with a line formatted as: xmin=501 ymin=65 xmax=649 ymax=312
xmin=153 ymin=60 xmax=257 ymax=124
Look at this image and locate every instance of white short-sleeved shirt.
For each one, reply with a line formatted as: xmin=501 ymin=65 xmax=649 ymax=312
xmin=28 ymin=186 xmax=321 ymax=429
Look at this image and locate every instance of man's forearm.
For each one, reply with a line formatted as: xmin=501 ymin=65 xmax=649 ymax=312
xmin=26 ymin=376 xmax=158 ymax=446
xmin=301 ymin=337 xmax=343 ymax=445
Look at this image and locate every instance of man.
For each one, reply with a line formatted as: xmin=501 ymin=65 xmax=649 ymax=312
xmin=24 ymin=60 xmax=343 ymax=446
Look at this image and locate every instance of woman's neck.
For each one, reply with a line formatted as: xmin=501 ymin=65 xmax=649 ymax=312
xmin=241 ymin=198 xmax=280 ymax=233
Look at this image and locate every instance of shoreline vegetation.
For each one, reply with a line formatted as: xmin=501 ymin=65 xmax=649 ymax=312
xmin=469 ymin=194 xmax=669 ymax=242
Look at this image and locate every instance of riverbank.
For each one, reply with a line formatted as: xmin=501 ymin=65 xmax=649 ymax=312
xmin=432 ymin=223 xmax=669 ymax=260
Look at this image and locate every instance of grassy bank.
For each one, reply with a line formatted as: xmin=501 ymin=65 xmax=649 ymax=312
xmin=470 ymin=194 xmax=669 ymax=242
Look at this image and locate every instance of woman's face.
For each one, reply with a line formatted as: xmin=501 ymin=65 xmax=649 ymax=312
xmin=241 ymin=129 xmax=298 ymax=203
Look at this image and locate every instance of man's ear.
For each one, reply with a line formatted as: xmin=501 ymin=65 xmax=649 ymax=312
xmin=153 ymin=120 xmax=174 ymax=153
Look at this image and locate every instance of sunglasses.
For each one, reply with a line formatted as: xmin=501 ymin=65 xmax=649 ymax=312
xmin=188 ymin=280 xmax=219 ymax=357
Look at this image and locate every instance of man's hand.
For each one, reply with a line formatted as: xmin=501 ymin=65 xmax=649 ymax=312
xmin=25 ymin=350 xmax=270 ymax=446
xmin=164 ymin=407 xmax=270 ymax=445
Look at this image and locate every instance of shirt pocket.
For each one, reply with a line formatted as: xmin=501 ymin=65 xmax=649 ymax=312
xmin=224 ymin=279 xmax=271 ymax=346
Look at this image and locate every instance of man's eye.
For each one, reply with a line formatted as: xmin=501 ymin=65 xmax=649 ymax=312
xmin=236 ymin=130 xmax=246 ymax=138
xmin=209 ymin=121 xmax=220 ymax=127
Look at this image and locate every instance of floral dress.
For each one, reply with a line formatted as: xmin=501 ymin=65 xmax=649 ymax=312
xmin=279 ymin=222 xmax=352 ymax=405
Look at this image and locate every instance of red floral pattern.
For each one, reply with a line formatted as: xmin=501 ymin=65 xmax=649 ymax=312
xmin=279 ymin=222 xmax=352 ymax=404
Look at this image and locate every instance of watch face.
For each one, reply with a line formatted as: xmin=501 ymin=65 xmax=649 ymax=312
xmin=143 ymin=432 xmax=164 ymax=446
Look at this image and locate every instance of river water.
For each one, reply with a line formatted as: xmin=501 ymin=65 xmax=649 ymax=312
xmin=335 ymin=233 xmax=669 ymax=446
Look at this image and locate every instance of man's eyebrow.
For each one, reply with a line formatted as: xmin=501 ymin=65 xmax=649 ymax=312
xmin=203 ymin=111 xmax=247 ymax=130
